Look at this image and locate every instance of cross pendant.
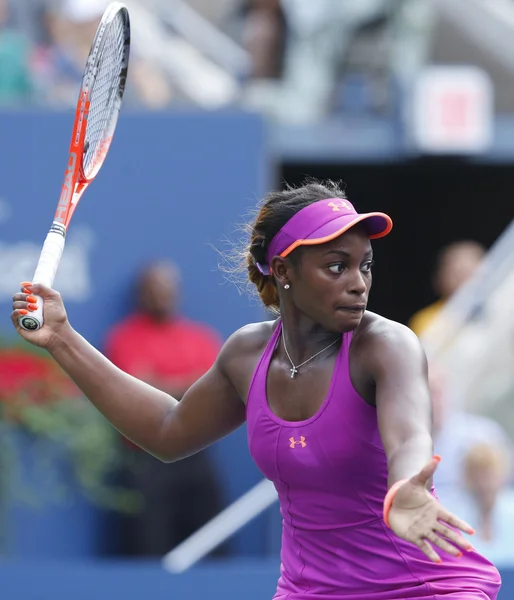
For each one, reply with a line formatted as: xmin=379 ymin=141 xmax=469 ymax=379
xmin=290 ymin=367 xmax=298 ymax=378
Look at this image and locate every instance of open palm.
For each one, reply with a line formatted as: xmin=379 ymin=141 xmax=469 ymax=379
xmin=388 ymin=457 xmax=475 ymax=563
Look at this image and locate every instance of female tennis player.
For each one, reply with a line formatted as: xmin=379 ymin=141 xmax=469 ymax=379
xmin=12 ymin=180 xmax=501 ymax=599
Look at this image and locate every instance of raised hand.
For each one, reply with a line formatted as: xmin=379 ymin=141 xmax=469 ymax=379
xmin=387 ymin=456 xmax=475 ymax=563
xmin=11 ymin=282 xmax=70 ymax=350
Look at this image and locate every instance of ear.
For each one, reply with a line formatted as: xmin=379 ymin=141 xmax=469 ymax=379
xmin=270 ymin=256 xmax=292 ymax=288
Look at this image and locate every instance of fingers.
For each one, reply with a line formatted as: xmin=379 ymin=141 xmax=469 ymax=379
xmin=438 ymin=510 xmax=476 ymax=536
xmin=434 ymin=522 xmax=473 ymax=552
xmin=12 ymin=283 xmax=42 ymax=329
xmin=13 ymin=288 xmax=40 ymax=313
xmin=415 ymin=539 xmax=441 ymax=564
xmin=19 ymin=282 xmax=56 ymax=300
xmin=410 ymin=455 xmax=442 ymax=487
xmin=13 ymin=300 xmax=38 ymax=311
xmin=11 ymin=310 xmax=23 ymax=331
xmin=425 ymin=530 xmax=463 ymax=558
xmin=13 ymin=282 xmax=61 ymax=315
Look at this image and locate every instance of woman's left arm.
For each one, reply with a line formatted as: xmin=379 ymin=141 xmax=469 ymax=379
xmin=370 ymin=322 xmax=433 ymax=487
xmin=367 ymin=320 xmax=474 ymax=562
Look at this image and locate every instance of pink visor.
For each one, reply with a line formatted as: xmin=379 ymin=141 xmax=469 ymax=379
xmin=256 ymin=198 xmax=393 ymax=275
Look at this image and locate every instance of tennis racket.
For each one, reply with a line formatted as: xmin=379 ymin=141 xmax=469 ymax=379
xmin=19 ymin=2 xmax=130 ymax=332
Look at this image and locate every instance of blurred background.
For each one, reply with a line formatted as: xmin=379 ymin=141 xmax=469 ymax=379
xmin=0 ymin=0 xmax=514 ymax=598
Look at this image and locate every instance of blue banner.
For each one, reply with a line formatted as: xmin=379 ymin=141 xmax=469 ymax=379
xmin=0 ymin=110 xmax=271 ymax=556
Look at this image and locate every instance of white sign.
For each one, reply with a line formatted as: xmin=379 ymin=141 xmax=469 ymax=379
xmin=410 ymin=66 xmax=494 ymax=154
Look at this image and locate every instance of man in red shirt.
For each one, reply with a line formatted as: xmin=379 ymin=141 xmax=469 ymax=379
xmin=105 ymin=261 xmax=225 ymax=556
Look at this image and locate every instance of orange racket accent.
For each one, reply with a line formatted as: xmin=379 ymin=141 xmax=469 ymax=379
xmin=54 ymin=94 xmax=90 ymax=229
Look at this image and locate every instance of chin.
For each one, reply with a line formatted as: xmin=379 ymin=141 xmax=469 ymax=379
xmin=332 ymin=310 xmax=364 ymax=333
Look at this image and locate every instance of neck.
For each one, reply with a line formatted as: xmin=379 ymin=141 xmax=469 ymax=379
xmin=143 ymin=311 xmax=173 ymax=324
xmin=280 ymin=313 xmax=340 ymax=364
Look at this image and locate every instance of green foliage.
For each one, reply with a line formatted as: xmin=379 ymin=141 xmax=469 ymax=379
xmin=0 ymin=400 xmax=141 ymax=513
xmin=0 ymin=338 xmax=142 ymax=514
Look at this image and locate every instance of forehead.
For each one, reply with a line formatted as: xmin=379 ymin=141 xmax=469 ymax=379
xmin=140 ymin=265 xmax=179 ymax=289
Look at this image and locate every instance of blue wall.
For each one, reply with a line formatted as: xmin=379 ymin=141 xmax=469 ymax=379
xmin=0 ymin=110 xmax=269 ymax=344
xmin=0 ymin=110 xmax=272 ymax=557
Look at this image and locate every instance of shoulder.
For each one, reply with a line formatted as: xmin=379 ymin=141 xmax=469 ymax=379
xmin=353 ymin=312 xmax=427 ymax=376
xmin=357 ymin=311 xmax=423 ymax=349
xmin=220 ymin=320 xmax=277 ymax=359
xmin=217 ymin=320 xmax=277 ymax=375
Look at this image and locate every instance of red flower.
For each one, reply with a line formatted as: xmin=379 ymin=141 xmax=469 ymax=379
xmin=0 ymin=349 xmax=78 ymax=406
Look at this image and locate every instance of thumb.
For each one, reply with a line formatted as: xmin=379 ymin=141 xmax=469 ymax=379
xmin=409 ymin=455 xmax=441 ymax=487
xmin=21 ymin=282 xmax=59 ymax=301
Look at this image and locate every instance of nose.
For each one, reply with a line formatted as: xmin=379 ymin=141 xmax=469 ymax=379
xmin=347 ymin=268 xmax=367 ymax=296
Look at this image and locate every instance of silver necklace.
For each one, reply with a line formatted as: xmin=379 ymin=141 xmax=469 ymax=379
xmin=282 ymin=332 xmax=340 ymax=378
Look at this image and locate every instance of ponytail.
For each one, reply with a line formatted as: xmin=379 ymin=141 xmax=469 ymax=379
xmin=247 ymin=204 xmax=280 ymax=314
xmin=247 ymin=255 xmax=280 ymax=313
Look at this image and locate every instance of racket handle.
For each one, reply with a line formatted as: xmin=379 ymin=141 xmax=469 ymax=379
xmin=19 ymin=228 xmax=66 ymax=332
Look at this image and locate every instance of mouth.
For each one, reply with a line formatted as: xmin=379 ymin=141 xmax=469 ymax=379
xmin=338 ymin=304 xmax=366 ymax=313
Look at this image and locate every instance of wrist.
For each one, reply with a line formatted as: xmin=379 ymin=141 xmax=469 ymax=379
xmin=383 ymin=479 xmax=408 ymax=528
xmin=47 ymin=322 xmax=78 ymax=357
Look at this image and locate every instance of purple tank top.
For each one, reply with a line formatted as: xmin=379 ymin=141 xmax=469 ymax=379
xmin=246 ymin=321 xmax=501 ymax=600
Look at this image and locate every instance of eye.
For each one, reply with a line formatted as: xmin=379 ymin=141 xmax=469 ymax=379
xmin=328 ymin=263 xmax=345 ymax=274
xmin=361 ymin=260 xmax=374 ymax=273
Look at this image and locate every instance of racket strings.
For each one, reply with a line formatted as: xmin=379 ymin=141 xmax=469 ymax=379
xmin=83 ymin=13 xmax=127 ymax=179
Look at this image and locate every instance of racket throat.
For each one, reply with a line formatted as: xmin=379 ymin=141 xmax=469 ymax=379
xmin=49 ymin=222 xmax=67 ymax=238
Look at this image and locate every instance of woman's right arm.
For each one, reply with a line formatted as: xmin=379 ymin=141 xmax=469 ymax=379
xmin=12 ymin=284 xmax=247 ymax=462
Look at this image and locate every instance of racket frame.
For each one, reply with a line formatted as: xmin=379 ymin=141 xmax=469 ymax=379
xmin=19 ymin=2 xmax=130 ymax=332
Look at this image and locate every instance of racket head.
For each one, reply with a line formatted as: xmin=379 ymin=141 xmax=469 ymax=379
xmin=53 ymin=2 xmax=131 ymax=229
xmin=81 ymin=3 xmax=131 ymax=181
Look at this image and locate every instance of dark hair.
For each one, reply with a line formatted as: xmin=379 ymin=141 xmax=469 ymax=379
xmin=245 ymin=179 xmax=347 ymax=313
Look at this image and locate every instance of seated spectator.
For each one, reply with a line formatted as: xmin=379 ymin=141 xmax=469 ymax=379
xmin=33 ymin=0 xmax=172 ymax=109
xmin=242 ymin=0 xmax=435 ymax=123
xmin=31 ymin=0 xmax=106 ymax=107
xmin=242 ymin=0 xmax=285 ymax=79
xmin=0 ymin=0 xmax=34 ymax=106
xmin=409 ymin=240 xmax=486 ymax=338
xmin=104 ymin=260 xmax=226 ymax=557
xmin=431 ymin=366 xmax=512 ymax=490
xmin=438 ymin=443 xmax=514 ymax=568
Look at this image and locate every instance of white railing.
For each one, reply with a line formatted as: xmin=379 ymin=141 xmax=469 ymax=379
xmin=421 ymin=218 xmax=514 ymax=421
xmin=122 ymin=0 xmax=244 ymax=108
xmin=162 ymin=478 xmax=277 ymax=573
xmin=155 ymin=0 xmax=251 ymax=77
xmin=434 ymin=0 xmax=514 ymax=75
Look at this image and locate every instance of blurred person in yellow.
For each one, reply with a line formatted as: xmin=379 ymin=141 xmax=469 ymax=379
xmin=409 ymin=240 xmax=486 ymax=338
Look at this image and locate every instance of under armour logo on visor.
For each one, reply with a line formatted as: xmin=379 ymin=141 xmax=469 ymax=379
xmin=328 ymin=200 xmax=351 ymax=212
xmin=289 ymin=436 xmax=307 ymax=448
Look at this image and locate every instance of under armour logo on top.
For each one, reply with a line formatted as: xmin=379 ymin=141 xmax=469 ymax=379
xmin=289 ymin=436 xmax=307 ymax=448
xmin=328 ymin=200 xmax=351 ymax=212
